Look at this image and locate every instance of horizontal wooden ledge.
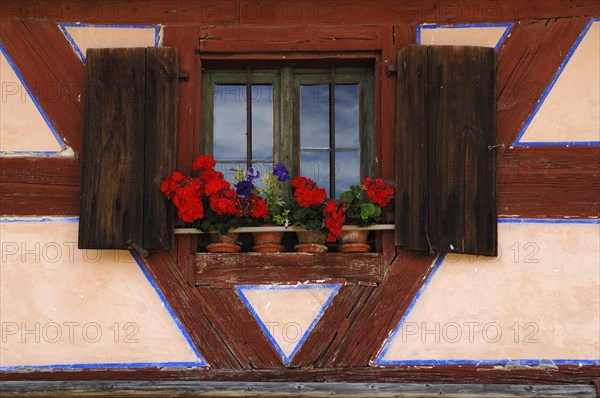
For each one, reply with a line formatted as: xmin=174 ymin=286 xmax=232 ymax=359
xmin=177 ymin=224 xmax=395 ymax=234
xmin=196 ymin=252 xmax=383 ymax=285
xmin=1 ymin=381 xmax=596 ymax=398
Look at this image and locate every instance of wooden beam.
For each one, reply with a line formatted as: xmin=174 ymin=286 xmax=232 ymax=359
xmin=0 ymin=381 xmax=597 ymax=397
xmin=0 ymin=21 xmax=84 ymax=153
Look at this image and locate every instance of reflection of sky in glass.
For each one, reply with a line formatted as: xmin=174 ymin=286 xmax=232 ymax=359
xmin=335 ymin=85 xmax=359 ymax=148
xmin=300 ymin=85 xmax=329 ymax=148
xmin=216 ymin=161 xmax=273 ymax=188
xmin=300 ymin=83 xmax=360 ymax=197
xmin=213 ymin=84 xmax=273 ymax=162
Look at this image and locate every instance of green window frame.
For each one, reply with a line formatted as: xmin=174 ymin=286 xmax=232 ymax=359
xmin=201 ymin=66 xmax=375 ymax=197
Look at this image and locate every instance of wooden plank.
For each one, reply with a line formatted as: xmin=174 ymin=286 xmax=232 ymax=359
xmin=2 ymin=1 xmax=598 ymax=25
xmin=0 ymin=182 xmax=79 ymax=216
xmin=162 ymin=26 xmax=202 ymax=283
xmin=395 ymin=44 xmax=428 ymax=251
xmin=195 ymin=253 xmax=382 ymax=285
xmin=321 ymin=250 xmax=436 ymax=367
xmin=0 ymin=157 xmax=80 ymax=186
xmin=427 ymin=45 xmax=497 ymax=256
xmin=292 ymin=285 xmax=366 ymax=367
xmin=0 ymin=21 xmax=83 ymax=153
xmin=78 ymin=48 xmax=145 ymax=249
xmin=143 ymin=47 xmax=178 ymax=250
xmin=497 ymin=18 xmax=589 ymax=146
xmin=200 ymin=25 xmax=381 ymax=53
xmin=1 ymin=364 xmax=599 ymax=384
xmin=498 ymin=147 xmax=600 ymax=218
xmin=196 ymin=287 xmax=284 ymax=369
xmin=1 ymin=381 xmax=597 ymax=398
xmin=21 ymin=20 xmax=85 ymax=114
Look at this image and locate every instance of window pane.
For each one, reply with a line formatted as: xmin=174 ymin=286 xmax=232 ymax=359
xmin=335 ymin=84 xmax=359 ymax=148
xmin=335 ymin=150 xmax=360 ymax=195
xmin=252 ymin=85 xmax=273 ymax=160
xmin=300 ymin=84 xmax=329 ymax=148
xmin=214 ymin=85 xmax=246 ymax=161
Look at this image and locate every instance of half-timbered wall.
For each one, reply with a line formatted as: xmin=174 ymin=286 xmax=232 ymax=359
xmin=1 ymin=0 xmax=598 ymax=386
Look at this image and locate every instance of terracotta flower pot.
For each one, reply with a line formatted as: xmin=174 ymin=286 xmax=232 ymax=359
xmin=206 ymin=232 xmax=241 ymax=253
xmin=338 ymin=229 xmax=370 ymax=253
xmin=252 ymin=227 xmax=285 ymax=253
xmin=295 ymin=230 xmax=328 ymax=253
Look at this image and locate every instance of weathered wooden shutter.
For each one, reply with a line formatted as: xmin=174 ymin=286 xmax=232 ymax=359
xmin=395 ymin=45 xmax=497 ymax=256
xmin=79 ymin=47 xmax=178 ymax=250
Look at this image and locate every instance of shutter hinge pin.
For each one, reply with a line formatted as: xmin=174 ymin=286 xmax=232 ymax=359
xmin=488 ymin=143 xmax=506 ymax=151
xmin=127 ymin=239 xmax=149 ymax=258
xmin=385 ymin=64 xmax=397 ymax=76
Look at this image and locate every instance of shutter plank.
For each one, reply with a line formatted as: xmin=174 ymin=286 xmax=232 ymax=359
xmin=144 ymin=47 xmax=178 ymax=250
xmin=79 ymin=48 xmax=146 ymax=249
xmin=427 ymin=46 xmax=497 ymax=255
xmin=395 ymin=45 xmax=429 ymax=251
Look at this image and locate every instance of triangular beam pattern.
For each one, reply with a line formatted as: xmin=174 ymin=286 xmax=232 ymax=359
xmin=417 ymin=22 xmax=513 ymax=51
xmin=514 ymin=18 xmax=600 ymax=146
xmin=236 ymin=283 xmax=341 ymax=364
xmin=0 ymin=44 xmax=67 ymax=155
xmin=59 ymin=23 xmax=161 ymax=63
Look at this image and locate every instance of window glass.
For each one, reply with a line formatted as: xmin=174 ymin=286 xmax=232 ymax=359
xmin=213 ymin=84 xmax=273 ymax=183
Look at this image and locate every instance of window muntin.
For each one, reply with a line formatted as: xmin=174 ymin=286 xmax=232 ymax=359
xmin=203 ymin=67 xmax=373 ymax=196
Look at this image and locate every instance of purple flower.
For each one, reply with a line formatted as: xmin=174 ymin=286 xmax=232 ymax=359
xmin=246 ymin=167 xmax=260 ymax=181
xmin=273 ymin=163 xmax=290 ymax=181
xmin=235 ymin=180 xmax=255 ymax=197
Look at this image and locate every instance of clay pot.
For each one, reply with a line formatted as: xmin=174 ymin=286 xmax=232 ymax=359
xmin=206 ymin=232 xmax=241 ymax=253
xmin=338 ymin=229 xmax=370 ymax=253
xmin=295 ymin=230 xmax=328 ymax=253
xmin=252 ymin=228 xmax=285 ymax=253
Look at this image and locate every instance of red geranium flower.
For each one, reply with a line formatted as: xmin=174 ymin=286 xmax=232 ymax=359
xmin=209 ymin=188 xmax=241 ymax=216
xmin=323 ymin=200 xmax=346 ymax=242
xmin=193 ymin=155 xmax=217 ymax=171
xmin=291 ymin=176 xmax=326 ymax=208
xmin=362 ymin=177 xmax=394 ymax=208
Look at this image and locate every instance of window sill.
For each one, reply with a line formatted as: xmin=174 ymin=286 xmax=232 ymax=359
xmin=177 ymin=224 xmax=395 ymax=234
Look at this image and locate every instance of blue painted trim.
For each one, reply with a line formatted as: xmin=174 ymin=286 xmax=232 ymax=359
xmin=499 ymin=218 xmax=600 ymax=224
xmin=374 ymin=255 xmax=444 ymax=365
xmin=58 ymin=23 xmax=161 ymax=63
xmin=0 ymin=43 xmax=67 ymax=151
xmin=0 ymin=151 xmax=63 ymax=156
xmin=236 ymin=283 xmax=342 ymax=364
xmin=513 ymin=18 xmax=600 ymax=147
xmin=0 ymin=216 xmax=79 ymax=223
xmin=0 ymin=361 xmax=204 ymax=372
xmin=416 ymin=22 xmax=514 ymax=51
xmin=129 ymin=250 xmax=208 ymax=367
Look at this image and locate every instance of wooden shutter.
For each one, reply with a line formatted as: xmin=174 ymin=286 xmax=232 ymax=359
xmin=79 ymin=47 xmax=178 ymax=250
xmin=395 ymin=45 xmax=497 ymax=256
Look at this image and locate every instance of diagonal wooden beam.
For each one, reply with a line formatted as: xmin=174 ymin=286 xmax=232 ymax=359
xmin=144 ymin=250 xmax=241 ymax=369
xmin=0 ymin=21 xmax=83 ymax=153
xmin=497 ymin=17 xmax=589 ymax=147
xmin=319 ymin=250 xmax=436 ymax=367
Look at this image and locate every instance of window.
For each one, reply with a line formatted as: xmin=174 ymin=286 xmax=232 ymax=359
xmin=201 ymin=66 xmax=374 ymax=198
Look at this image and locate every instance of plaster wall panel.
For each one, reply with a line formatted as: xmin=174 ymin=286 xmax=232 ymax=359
xmin=0 ymin=46 xmax=65 ymax=155
xmin=417 ymin=23 xmax=513 ymax=50
xmin=59 ymin=24 xmax=160 ymax=63
xmin=376 ymin=220 xmax=600 ymax=365
xmin=0 ymin=218 xmax=205 ymax=369
xmin=516 ymin=19 xmax=600 ymax=145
